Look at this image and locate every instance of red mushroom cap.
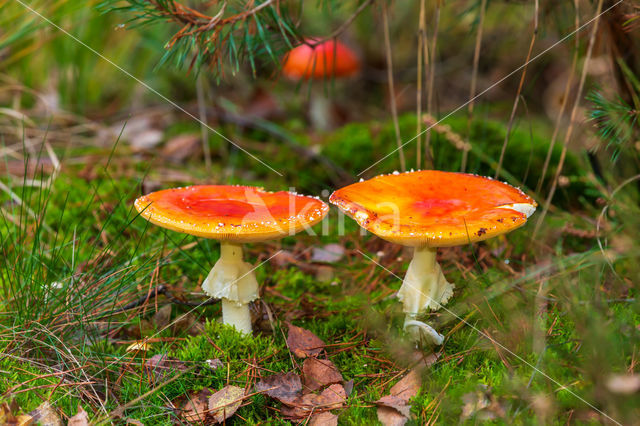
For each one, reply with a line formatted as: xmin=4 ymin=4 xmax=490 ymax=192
xmin=135 ymin=185 xmax=329 ymax=243
xmin=329 ymin=170 xmax=537 ymax=248
xmin=282 ymin=39 xmax=360 ymax=80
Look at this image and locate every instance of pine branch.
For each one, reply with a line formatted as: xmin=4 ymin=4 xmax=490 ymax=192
xmin=587 ymin=90 xmax=639 ymax=159
xmin=101 ymin=0 xmax=301 ymax=77
xmin=102 ymin=0 xmax=376 ymax=77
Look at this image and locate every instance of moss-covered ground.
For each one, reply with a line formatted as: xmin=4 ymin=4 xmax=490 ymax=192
xmin=1 ymin=111 xmax=638 ymax=424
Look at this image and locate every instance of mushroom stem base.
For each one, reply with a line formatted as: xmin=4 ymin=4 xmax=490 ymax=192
xmin=397 ymin=246 xmax=454 ymax=345
xmin=201 ymin=243 xmax=259 ymax=334
xmin=221 ymin=299 xmax=252 ymax=334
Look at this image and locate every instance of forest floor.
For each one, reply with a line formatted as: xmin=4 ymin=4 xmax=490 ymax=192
xmin=1 ymin=105 xmax=639 ymax=425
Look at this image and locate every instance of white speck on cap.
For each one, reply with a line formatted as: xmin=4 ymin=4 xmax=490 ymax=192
xmin=497 ymin=203 xmax=537 ymax=218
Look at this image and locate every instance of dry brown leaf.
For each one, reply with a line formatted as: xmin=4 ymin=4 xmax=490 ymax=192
xmin=67 ymin=405 xmax=89 ymax=426
xmin=375 ymin=369 xmax=422 ymax=425
xmin=144 ymin=353 xmax=188 ymax=383
xmin=460 ymin=385 xmax=505 ymax=421
xmin=254 ymin=372 xmax=302 ymax=404
xmin=130 ymin=129 xmax=164 ymax=152
xmin=172 ymin=313 xmax=206 ymax=336
xmin=317 ymin=383 xmax=347 ymax=408
xmin=161 ymin=134 xmax=201 ymax=163
xmin=208 ymin=385 xmax=244 ymax=423
xmin=389 ymin=369 xmax=421 ymax=402
xmin=286 ymin=323 xmax=325 ymax=358
xmin=343 ymin=379 xmax=354 ymax=397
xmin=311 ymin=244 xmax=345 ymax=263
xmin=1 ymin=402 xmax=34 ymax=426
xmin=281 ymin=383 xmax=347 ymax=419
xmin=302 ymin=357 xmax=343 ymax=392
xmin=182 ymin=389 xmax=212 ymax=423
xmin=125 ymin=340 xmax=150 ymax=353
xmin=309 ymin=411 xmax=339 ymax=426
xmin=152 ymin=304 xmax=172 ymax=329
xmin=28 ymin=402 xmax=61 ymax=426
xmin=206 ymin=358 xmax=224 ymax=370
xmin=606 ymin=374 xmax=640 ymax=394
xmin=377 ymin=406 xmax=408 ymax=426
xmin=376 ymin=395 xmax=411 ymax=418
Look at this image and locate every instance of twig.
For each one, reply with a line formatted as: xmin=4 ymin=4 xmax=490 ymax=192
xmin=533 ymin=0 xmax=606 ymax=238
xmin=309 ymin=0 xmax=376 ymax=46
xmin=463 ymin=0 xmax=487 ymax=172
xmin=416 ymin=0 xmax=427 ymax=169
xmin=423 ymin=1 xmax=441 ymax=169
xmin=536 ymin=0 xmax=580 ymax=194
xmin=196 ymin=73 xmax=213 ymax=172
xmin=495 ymin=0 xmax=539 ymax=178
xmin=109 ymin=285 xmax=215 ymax=316
xmin=382 ymin=1 xmax=406 ymax=172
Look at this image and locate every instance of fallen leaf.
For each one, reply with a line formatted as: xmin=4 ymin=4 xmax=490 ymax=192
xmin=316 ymin=383 xmax=347 ymax=408
xmin=269 ymin=250 xmax=303 ymax=269
xmin=302 ymin=357 xmax=343 ymax=392
xmin=377 ymin=406 xmax=407 ymax=426
xmin=144 ymin=353 xmax=188 ymax=383
xmin=244 ymin=88 xmax=282 ymax=120
xmin=206 ymin=358 xmax=224 ymax=370
xmin=460 ymin=385 xmax=505 ymax=421
xmin=161 ymin=134 xmax=201 ymax=163
xmin=28 ymin=402 xmax=61 ymax=426
xmin=171 ymin=312 xmax=206 ymax=336
xmin=606 ymin=374 xmax=640 ymax=394
xmin=314 ymin=265 xmax=335 ymax=282
xmin=208 ymin=385 xmax=244 ymax=423
xmin=282 ymin=383 xmax=347 ymax=419
xmin=286 ymin=323 xmax=325 ymax=358
xmin=1 ymin=402 xmax=33 ymax=426
xmin=309 ymin=411 xmax=338 ymax=426
xmin=376 ymin=395 xmax=411 ymax=418
xmin=15 ymin=415 xmax=34 ymax=426
xmin=67 ymin=405 xmax=89 ymax=426
xmin=375 ymin=369 xmax=421 ymax=425
xmin=126 ymin=340 xmax=149 ymax=353
xmin=311 ymin=244 xmax=345 ymax=263
xmin=389 ymin=369 xmax=421 ymax=402
xmin=152 ymin=304 xmax=172 ymax=329
xmin=131 ymin=129 xmax=164 ymax=152
xmin=255 ymin=372 xmax=302 ymax=404
xmin=183 ymin=389 xmax=213 ymax=423
xmin=343 ymin=379 xmax=354 ymax=397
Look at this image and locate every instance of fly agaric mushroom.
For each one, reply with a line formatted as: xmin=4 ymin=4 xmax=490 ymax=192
xmin=135 ymin=185 xmax=328 ymax=334
xmin=282 ymin=39 xmax=360 ymax=80
xmin=282 ymin=39 xmax=360 ymax=130
xmin=329 ymin=170 xmax=536 ymax=345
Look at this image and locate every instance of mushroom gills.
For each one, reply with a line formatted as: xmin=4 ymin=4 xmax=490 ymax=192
xmin=201 ymin=243 xmax=259 ymax=334
xmin=396 ymin=246 xmax=454 ymax=345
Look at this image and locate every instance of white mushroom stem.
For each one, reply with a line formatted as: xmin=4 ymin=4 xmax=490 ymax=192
xmin=396 ymin=246 xmax=454 ymax=345
xmin=201 ymin=242 xmax=259 ymax=334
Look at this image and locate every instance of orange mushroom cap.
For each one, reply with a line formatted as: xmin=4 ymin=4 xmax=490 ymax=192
xmin=329 ymin=170 xmax=537 ymax=248
xmin=282 ymin=39 xmax=360 ymax=80
xmin=135 ymin=185 xmax=329 ymax=243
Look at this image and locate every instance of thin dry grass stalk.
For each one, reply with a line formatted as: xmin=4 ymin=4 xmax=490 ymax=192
xmin=382 ymin=2 xmax=406 ymax=172
xmin=416 ymin=0 xmax=428 ymax=169
xmin=536 ymin=0 xmax=580 ymax=194
xmin=495 ymin=0 xmax=539 ymax=179
xmin=196 ymin=74 xmax=214 ymax=172
xmin=463 ymin=0 xmax=487 ymax=172
xmin=533 ymin=0 xmax=606 ymax=238
xmin=423 ymin=2 xmax=441 ymax=170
